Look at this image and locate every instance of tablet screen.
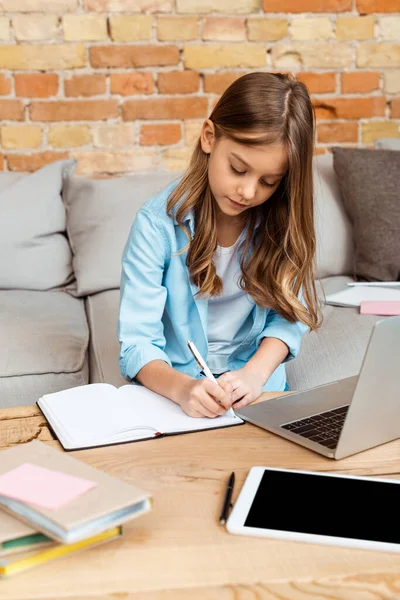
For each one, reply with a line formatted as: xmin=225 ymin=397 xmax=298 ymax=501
xmin=244 ymin=469 xmax=400 ymax=544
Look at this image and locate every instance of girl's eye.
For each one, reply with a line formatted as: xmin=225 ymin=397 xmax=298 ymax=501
xmin=230 ymin=165 xmax=245 ymax=175
xmin=261 ymin=180 xmax=275 ymax=188
xmin=231 ymin=164 xmax=277 ymax=188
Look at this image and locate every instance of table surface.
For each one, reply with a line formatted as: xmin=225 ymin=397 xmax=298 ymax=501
xmin=1 ymin=393 xmax=400 ymax=600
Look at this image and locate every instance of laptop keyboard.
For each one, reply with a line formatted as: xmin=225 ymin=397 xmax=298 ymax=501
xmin=281 ymin=405 xmax=349 ymax=449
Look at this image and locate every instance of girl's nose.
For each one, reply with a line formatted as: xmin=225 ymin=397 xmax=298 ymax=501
xmin=238 ymin=181 xmax=256 ymax=201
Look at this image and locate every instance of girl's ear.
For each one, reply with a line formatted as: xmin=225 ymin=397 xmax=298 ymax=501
xmin=200 ymin=119 xmax=215 ymax=154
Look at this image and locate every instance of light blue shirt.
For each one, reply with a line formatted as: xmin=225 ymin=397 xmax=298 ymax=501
xmin=118 ymin=180 xmax=309 ymax=392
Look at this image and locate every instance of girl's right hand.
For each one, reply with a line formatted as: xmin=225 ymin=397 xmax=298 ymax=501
xmin=177 ymin=378 xmax=232 ymax=418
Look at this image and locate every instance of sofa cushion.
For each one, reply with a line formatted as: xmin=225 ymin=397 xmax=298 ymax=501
xmin=332 ymin=147 xmax=400 ymax=282
xmin=313 ymin=154 xmax=353 ymax=279
xmin=0 ymin=290 xmax=89 ymax=408
xmin=63 ymin=171 xmax=180 ymax=297
xmin=0 ymin=172 xmax=22 ymax=192
xmin=0 ymin=159 xmax=76 ymax=291
xmin=286 ymin=276 xmax=383 ymax=390
xmin=85 ymin=289 xmax=127 ymax=387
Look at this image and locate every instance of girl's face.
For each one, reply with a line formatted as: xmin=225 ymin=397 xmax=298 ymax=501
xmin=200 ymin=120 xmax=288 ymax=220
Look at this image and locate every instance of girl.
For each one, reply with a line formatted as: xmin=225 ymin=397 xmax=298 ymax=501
xmin=118 ymin=72 xmax=321 ymax=419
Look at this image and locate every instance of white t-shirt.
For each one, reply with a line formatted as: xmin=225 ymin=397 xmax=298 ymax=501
xmin=207 ymin=237 xmax=255 ymax=374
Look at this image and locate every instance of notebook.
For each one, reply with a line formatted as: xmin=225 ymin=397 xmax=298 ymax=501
xmin=360 ymin=301 xmax=400 ymax=316
xmin=0 ymin=509 xmax=52 ymax=557
xmin=0 ymin=523 xmax=122 ymax=578
xmin=325 ymin=285 xmax=400 ymax=308
xmin=37 ymin=383 xmax=244 ymax=451
xmin=0 ymin=440 xmax=151 ymax=544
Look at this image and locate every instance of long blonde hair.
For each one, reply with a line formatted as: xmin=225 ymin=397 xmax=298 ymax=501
xmin=167 ymin=72 xmax=321 ymax=330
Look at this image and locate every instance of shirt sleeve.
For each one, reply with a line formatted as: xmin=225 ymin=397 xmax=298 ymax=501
xmin=256 ymin=283 xmax=310 ymax=363
xmin=118 ymin=207 xmax=172 ymax=380
xmin=256 ymin=309 xmax=309 ymax=363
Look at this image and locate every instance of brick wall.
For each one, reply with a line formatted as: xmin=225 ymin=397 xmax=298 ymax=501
xmin=0 ymin=0 xmax=399 ymax=175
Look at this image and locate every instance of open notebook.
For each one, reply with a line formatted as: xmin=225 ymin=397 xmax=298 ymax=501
xmin=37 ymin=383 xmax=244 ymax=451
xmin=325 ymin=285 xmax=400 ymax=308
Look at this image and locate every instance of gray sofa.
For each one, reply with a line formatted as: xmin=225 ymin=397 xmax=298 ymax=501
xmin=0 ymin=153 xmax=385 ymax=408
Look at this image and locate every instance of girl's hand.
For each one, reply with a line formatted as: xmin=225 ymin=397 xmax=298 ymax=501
xmin=217 ymin=368 xmax=265 ymax=410
xmin=177 ymin=378 xmax=232 ymax=418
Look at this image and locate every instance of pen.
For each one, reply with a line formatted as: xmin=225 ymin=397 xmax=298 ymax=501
xmin=187 ymin=340 xmax=235 ymax=415
xmin=219 ymin=471 xmax=235 ymax=525
xmin=187 ymin=340 xmax=219 ymax=384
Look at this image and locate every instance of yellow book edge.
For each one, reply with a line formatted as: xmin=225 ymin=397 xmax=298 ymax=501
xmin=0 ymin=526 xmax=123 ymax=578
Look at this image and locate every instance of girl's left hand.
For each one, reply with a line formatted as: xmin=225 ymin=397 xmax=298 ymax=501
xmin=217 ymin=367 xmax=265 ymax=410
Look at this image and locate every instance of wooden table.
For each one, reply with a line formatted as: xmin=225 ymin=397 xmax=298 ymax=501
xmin=1 ymin=395 xmax=400 ymax=600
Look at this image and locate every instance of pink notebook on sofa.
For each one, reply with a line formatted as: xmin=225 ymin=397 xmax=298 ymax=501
xmin=360 ymin=301 xmax=400 ymax=316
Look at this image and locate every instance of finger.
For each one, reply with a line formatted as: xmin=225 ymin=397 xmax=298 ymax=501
xmin=190 ymin=397 xmax=218 ymax=418
xmin=197 ymin=389 xmax=228 ymax=416
xmin=204 ymin=381 xmax=232 ymax=409
xmin=199 ymin=397 xmax=223 ymax=418
xmin=233 ymin=393 xmax=254 ymax=410
xmin=231 ymin=385 xmax=247 ymax=403
xmin=217 ymin=379 xmax=234 ymax=400
xmin=217 ymin=372 xmax=232 ymax=384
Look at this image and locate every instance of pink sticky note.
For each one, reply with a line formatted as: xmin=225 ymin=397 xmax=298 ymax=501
xmin=0 ymin=463 xmax=97 ymax=510
xmin=360 ymin=301 xmax=400 ymax=316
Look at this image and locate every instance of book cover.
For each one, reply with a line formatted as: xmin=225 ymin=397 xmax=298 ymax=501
xmin=0 ymin=440 xmax=152 ymax=544
xmin=0 ymin=526 xmax=122 ymax=578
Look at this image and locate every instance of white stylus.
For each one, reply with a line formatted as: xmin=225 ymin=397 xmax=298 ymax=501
xmin=187 ymin=340 xmax=219 ymax=385
xmin=187 ymin=340 xmax=236 ymax=417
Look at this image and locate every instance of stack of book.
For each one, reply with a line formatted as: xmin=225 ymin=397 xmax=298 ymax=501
xmin=0 ymin=440 xmax=152 ymax=578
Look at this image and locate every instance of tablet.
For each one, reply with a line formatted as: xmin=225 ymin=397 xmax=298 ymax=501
xmin=226 ymin=466 xmax=400 ymax=553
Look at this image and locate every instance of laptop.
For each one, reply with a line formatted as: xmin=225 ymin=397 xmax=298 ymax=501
xmin=236 ymin=315 xmax=400 ymax=460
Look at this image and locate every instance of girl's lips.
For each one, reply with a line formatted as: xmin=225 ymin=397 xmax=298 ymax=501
xmin=228 ymin=197 xmax=247 ymax=209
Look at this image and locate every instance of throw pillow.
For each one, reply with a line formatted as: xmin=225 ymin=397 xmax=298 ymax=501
xmin=313 ymin=153 xmax=354 ymax=279
xmin=332 ymin=147 xmax=400 ymax=282
xmin=63 ymin=171 xmax=180 ymax=297
xmin=0 ymin=159 xmax=76 ymax=291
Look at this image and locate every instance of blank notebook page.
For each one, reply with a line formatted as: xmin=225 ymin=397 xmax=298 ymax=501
xmin=118 ymin=385 xmax=240 ymax=434
xmin=325 ymin=286 xmax=400 ymax=307
xmin=40 ymin=384 xmax=241 ymax=448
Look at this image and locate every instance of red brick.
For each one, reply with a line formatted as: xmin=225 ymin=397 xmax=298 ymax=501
xmin=313 ymin=97 xmax=386 ymax=119
xmin=158 ymin=71 xmax=199 ymax=94
xmin=0 ymin=75 xmax=12 ymax=96
xmin=7 ymin=152 xmax=69 ymax=172
xmin=203 ymin=72 xmax=242 ymax=94
xmin=357 ymin=0 xmax=400 ymax=13
xmin=110 ymin=73 xmax=154 ymax=95
xmin=90 ymin=45 xmax=179 ymax=68
xmin=317 ymin=122 xmax=358 ymax=143
xmin=263 ymin=0 xmax=351 ymax=11
xmin=30 ymin=100 xmax=118 ymax=121
xmin=65 ymin=75 xmax=106 ymax=97
xmin=391 ymin=98 xmax=400 ymax=118
xmin=297 ymin=72 xmax=336 ymax=94
xmin=14 ymin=74 xmax=58 ymax=98
xmin=122 ymin=97 xmax=208 ymax=120
xmin=140 ymin=124 xmax=181 ymax=146
xmin=0 ymin=100 xmax=24 ymax=120
xmin=341 ymin=72 xmax=380 ymax=93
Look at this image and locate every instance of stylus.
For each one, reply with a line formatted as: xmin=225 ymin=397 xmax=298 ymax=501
xmin=187 ymin=340 xmax=219 ymax=384
xmin=219 ymin=471 xmax=235 ymax=525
